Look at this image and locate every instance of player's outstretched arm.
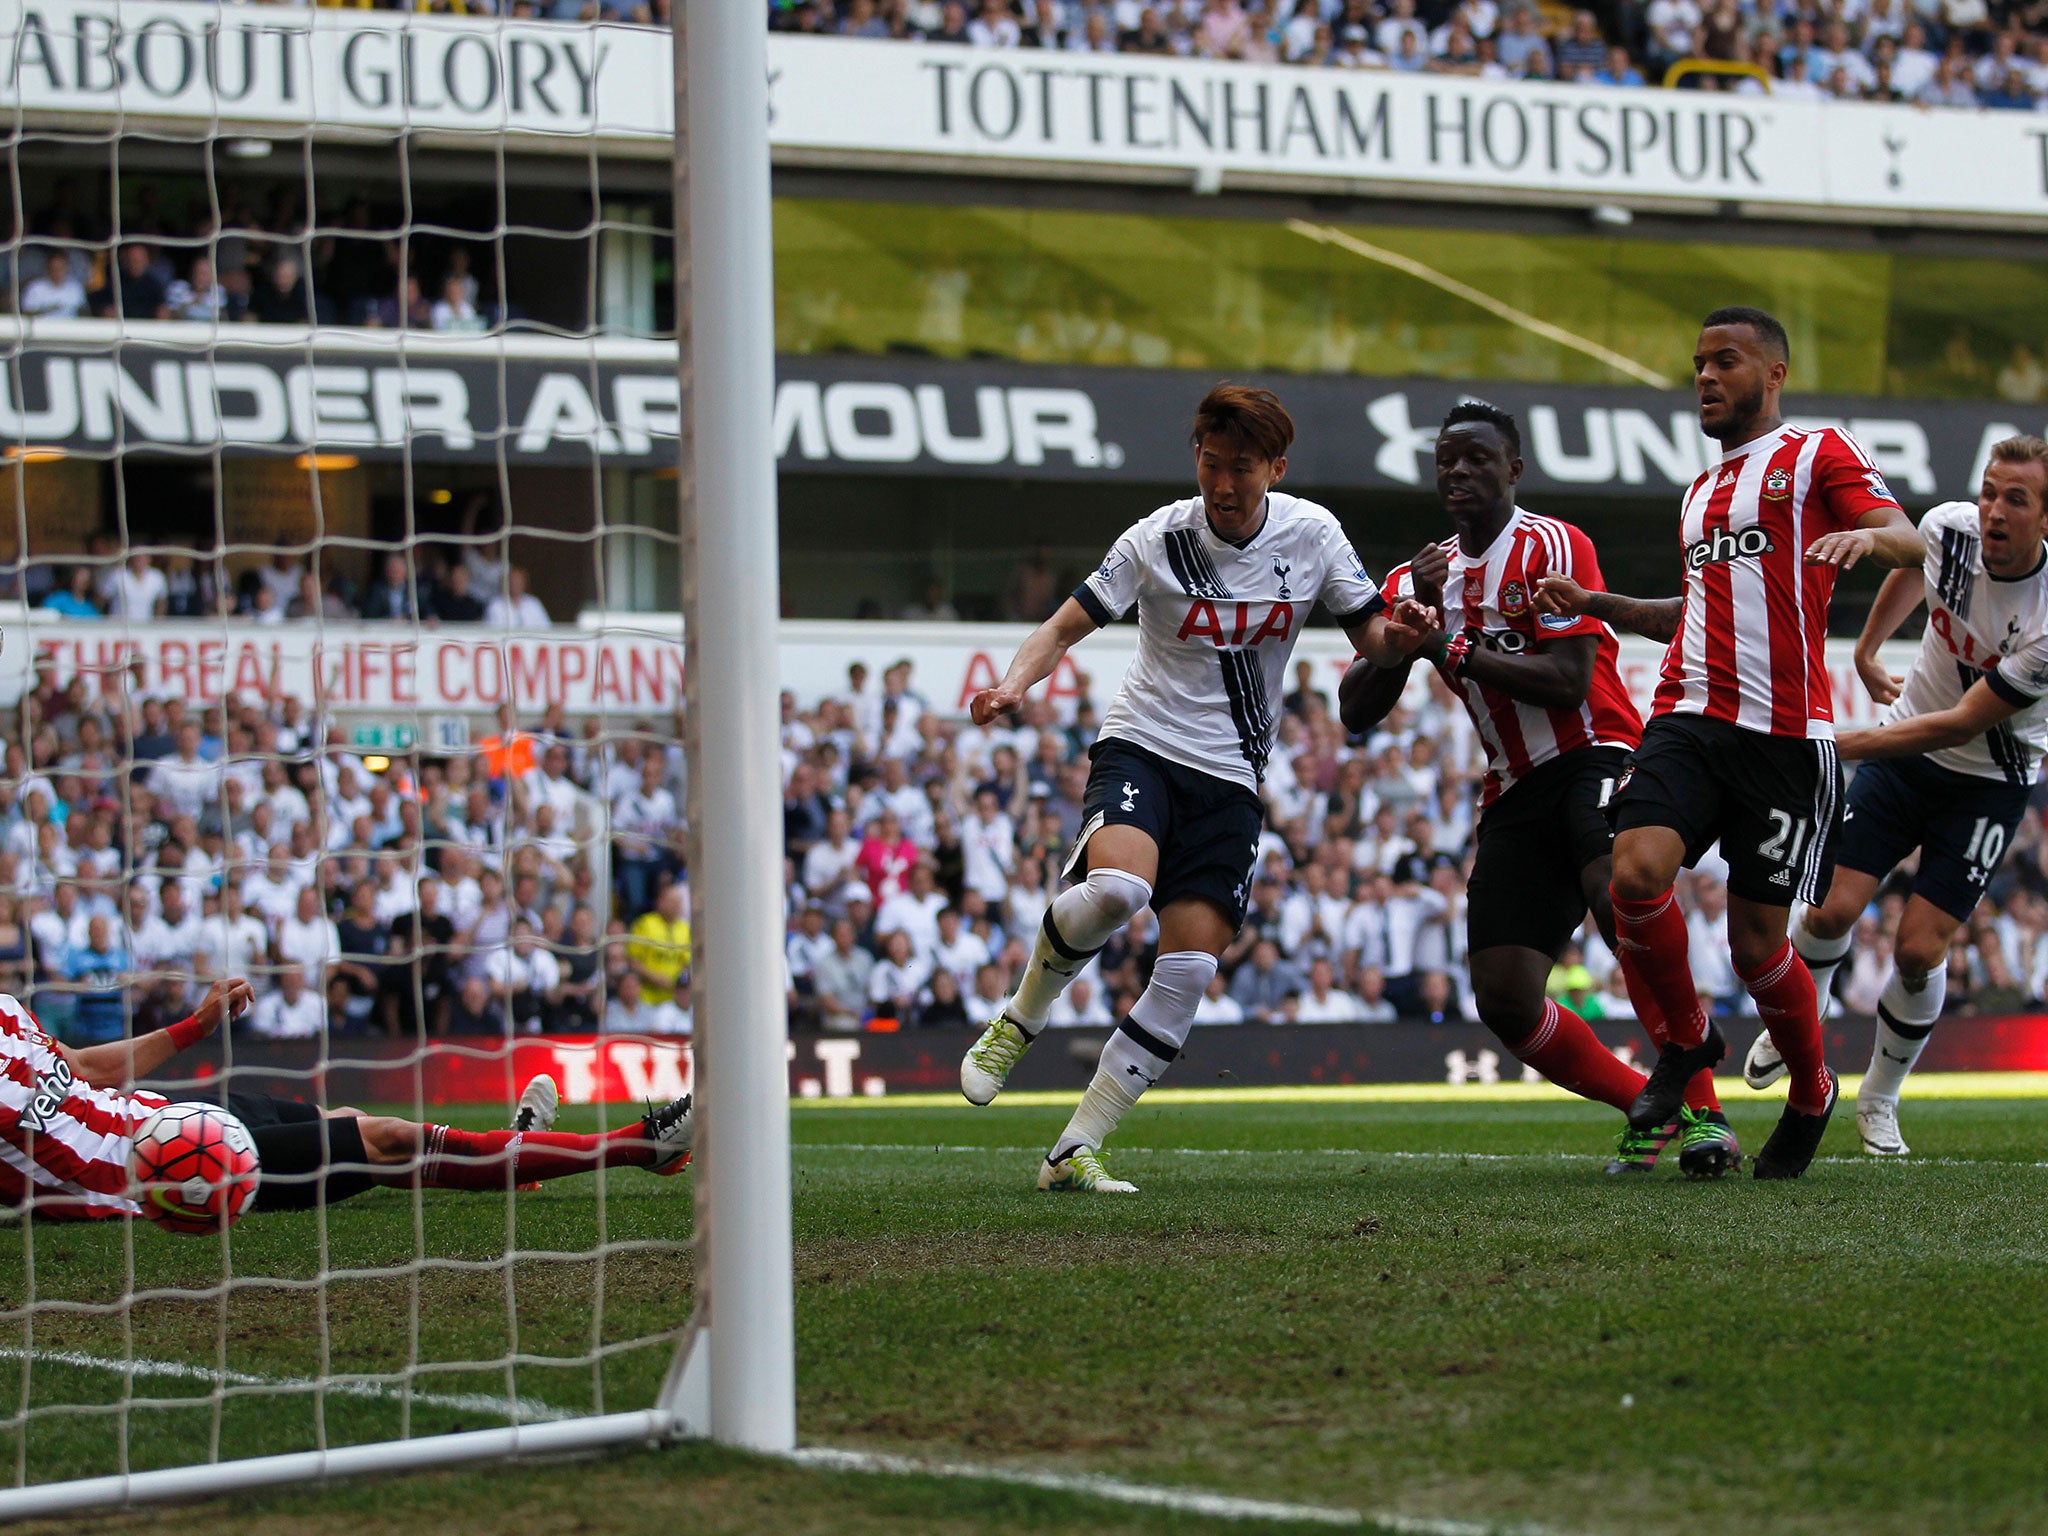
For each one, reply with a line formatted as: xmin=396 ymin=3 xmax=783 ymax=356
xmin=1836 ymin=677 xmax=2021 ymax=761
xmin=1338 ymin=654 xmax=1413 ymax=736
xmin=1533 ymin=574 xmax=1682 ymax=643
xmin=65 ymin=978 xmax=254 ymax=1091
xmin=1804 ymin=506 xmax=1923 ymax=573
xmin=1348 ymin=598 xmax=1440 ymax=669
xmin=969 ymin=598 xmax=1100 ymax=726
xmin=1851 ymin=565 xmax=1924 ymax=706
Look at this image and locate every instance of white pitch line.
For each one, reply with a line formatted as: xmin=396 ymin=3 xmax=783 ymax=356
xmin=790 ymin=1446 xmax=1561 ymax=1535
xmin=0 ymin=1348 xmax=575 ymax=1424
xmin=792 ymin=1143 xmax=2048 ymax=1170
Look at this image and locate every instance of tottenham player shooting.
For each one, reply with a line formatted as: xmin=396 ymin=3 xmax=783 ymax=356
xmin=1744 ymin=436 xmax=2048 ymax=1157
xmin=957 ymin=384 xmax=1432 ymax=1194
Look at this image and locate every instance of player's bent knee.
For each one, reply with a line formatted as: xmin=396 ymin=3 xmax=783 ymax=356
xmin=356 ymin=1117 xmax=421 ymax=1164
xmin=1082 ymin=866 xmax=1153 ymax=927
xmin=1474 ymin=988 xmax=1544 ymax=1050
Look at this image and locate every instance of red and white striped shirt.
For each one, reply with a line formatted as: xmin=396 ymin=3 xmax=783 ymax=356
xmin=1653 ymin=424 xmax=1902 ymax=739
xmin=0 ymin=995 xmax=159 ymax=1221
xmin=1385 ymin=508 xmax=1641 ymax=808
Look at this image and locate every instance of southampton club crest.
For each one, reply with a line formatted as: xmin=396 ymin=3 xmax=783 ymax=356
xmin=1763 ymin=467 xmax=1793 ymax=501
xmin=1499 ymin=579 xmax=1528 ymax=619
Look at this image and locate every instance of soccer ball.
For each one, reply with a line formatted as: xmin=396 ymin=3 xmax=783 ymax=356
xmin=128 ymin=1103 xmax=260 ymax=1236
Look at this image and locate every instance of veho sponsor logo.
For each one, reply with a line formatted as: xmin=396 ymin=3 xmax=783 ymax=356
xmin=1685 ymin=523 xmax=1776 ymax=570
xmin=773 ymin=380 xmax=1119 ymax=470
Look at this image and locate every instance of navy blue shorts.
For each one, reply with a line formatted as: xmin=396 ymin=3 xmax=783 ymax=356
xmin=1836 ymin=755 xmax=2031 ymax=922
xmin=1062 ymin=736 xmax=1264 ymax=929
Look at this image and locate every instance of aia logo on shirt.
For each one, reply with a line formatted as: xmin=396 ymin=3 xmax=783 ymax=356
xmin=1685 ymin=525 xmax=1776 ymax=571
xmin=1177 ymin=600 xmax=1294 ymax=647
xmin=1499 ymin=580 xmax=1528 ymax=618
xmin=1762 ymin=467 xmax=1793 ymax=501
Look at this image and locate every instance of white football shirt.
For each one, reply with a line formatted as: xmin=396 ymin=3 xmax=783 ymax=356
xmin=1077 ymin=493 xmax=1382 ymax=790
xmin=1887 ymin=501 xmax=2048 ymax=784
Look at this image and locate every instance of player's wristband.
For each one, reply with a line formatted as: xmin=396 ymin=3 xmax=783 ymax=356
xmin=166 ymin=1015 xmax=206 ymax=1051
xmin=1440 ymin=632 xmax=1474 ymax=679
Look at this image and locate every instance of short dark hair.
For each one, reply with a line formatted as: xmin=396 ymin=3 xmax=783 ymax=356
xmin=1701 ymin=306 xmax=1789 ymax=363
xmin=1191 ymin=383 xmax=1295 ymax=462
xmin=1440 ymin=398 xmax=1521 ymax=458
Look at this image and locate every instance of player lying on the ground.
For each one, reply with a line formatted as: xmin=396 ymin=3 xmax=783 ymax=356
xmin=0 ymin=979 xmax=692 ymax=1222
xmin=956 ymin=383 xmax=1434 ymax=1194
xmin=1533 ymin=305 xmax=1921 ymax=1180
xmin=1742 ymin=436 xmax=2048 ymax=1156
xmin=1338 ymin=400 xmax=1737 ymax=1177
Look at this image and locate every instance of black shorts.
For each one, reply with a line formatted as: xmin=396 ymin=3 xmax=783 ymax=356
xmin=1062 ymin=736 xmax=1265 ymax=929
xmin=1836 ymin=754 xmax=2031 ymax=922
xmin=1467 ymin=746 xmax=1628 ymax=957
xmin=1610 ymin=713 xmax=1841 ymax=907
xmin=219 ymin=1093 xmax=379 ymax=1213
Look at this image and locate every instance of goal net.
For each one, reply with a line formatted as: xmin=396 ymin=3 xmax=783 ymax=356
xmin=0 ymin=0 xmax=789 ymax=1512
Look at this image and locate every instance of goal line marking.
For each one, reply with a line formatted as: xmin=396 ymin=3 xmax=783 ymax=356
xmin=789 ymin=1444 xmax=1562 ymax=1535
xmin=0 ymin=1348 xmax=576 ymax=1425
xmin=791 ymin=1144 xmax=2048 ymax=1171
xmin=794 ymin=1073 xmax=2048 ymax=1110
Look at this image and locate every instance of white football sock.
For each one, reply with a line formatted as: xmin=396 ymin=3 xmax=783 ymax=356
xmin=1789 ymin=906 xmax=1855 ymax=1017
xmin=1050 ymin=951 xmax=1215 ymax=1161
xmin=1861 ymin=963 xmax=1945 ymax=1105
xmin=1006 ymin=867 xmax=1152 ymax=1031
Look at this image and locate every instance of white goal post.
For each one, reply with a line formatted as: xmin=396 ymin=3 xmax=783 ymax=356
xmin=0 ymin=0 xmax=791 ymax=1517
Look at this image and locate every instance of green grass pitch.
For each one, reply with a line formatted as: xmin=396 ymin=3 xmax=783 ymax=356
xmin=7 ymin=1085 xmax=2048 ymax=1535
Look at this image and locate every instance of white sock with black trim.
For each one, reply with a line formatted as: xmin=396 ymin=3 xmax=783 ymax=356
xmin=1789 ymin=906 xmax=1855 ymax=1018
xmin=1050 ymin=951 xmax=1216 ymax=1163
xmin=1861 ymin=963 xmax=1945 ymax=1106
xmin=1006 ymin=867 xmax=1153 ymax=1032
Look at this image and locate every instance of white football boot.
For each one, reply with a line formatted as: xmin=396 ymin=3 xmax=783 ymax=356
xmin=1036 ymin=1145 xmax=1137 ymax=1194
xmin=961 ymin=1013 xmax=1034 ymax=1106
xmin=512 ymin=1074 xmax=560 ymax=1133
xmin=643 ymin=1094 xmax=696 ymax=1175
xmin=1743 ymin=1029 xmax=1787 ymax=1090
xmin=1856 ymin=1097 xmax=1910 ymax=1157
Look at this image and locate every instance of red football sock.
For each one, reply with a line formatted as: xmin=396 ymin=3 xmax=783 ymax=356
xmin=418 ymin=1122 xmax=660 ymax=1191
xmin=1739 ymin=941 xmax=1831 ymax=1114
xmin=1609 ymin=887 xmax=1709 ymax=1049
xmin=1512 ymin=1000 xmax=1647 ymax=1113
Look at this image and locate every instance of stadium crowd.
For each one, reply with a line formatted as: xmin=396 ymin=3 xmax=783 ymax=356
xmin=5 ymin=616 xmax=2048 ymax=1045
xmin=772 ymin=0 xmax=2048 ymax=109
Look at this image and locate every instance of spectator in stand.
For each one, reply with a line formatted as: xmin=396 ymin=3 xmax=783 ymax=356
xmin=1594 ymin=45 xmax=1644 ymax=84
xmin=1553 ymin=9 xmax=1607 ymax=76
xmin=431 ymin=562 xmax=486 ymax=623
xmin=248 ymin=963 xmax=327 ymax=1040
xmin=41 ymin=567 xmax=101 ymax=620
xmin=21 ymin=251 xmax=87 ymax=319
xmin=251 ymin=255 xmax=313 ymax=324
xmin=614 ymin=753 xmax=683 ymax=918
xmin=855 ymin=807 xmax=918 ymax=904
xmin=166 ymin=254 xmax=240 ymax=323
xmin=483 ymin=567 xmax=550 ymax=627
xmin=446 ymin=973 xmax=506 ymax=1035
xmin=604 ymin=969 xmax=691 ymax=1034
xmin=812 ymin=916 xmax=875 ymax=1031
xmin=92 ymin=242 xmax=169 ymax=321
xmin=64 ymin=914 xmax=130 ymax=1045
xmin=867 ymin=928 xmax=930 ymax=1021
xmin=966 ymin=0 xmax=1022 ymax=45
xmin=1492 ymin=8 xmax=1550 ymax=75
xmin=430 ymin=273 xmax=487 ymax=332
xmin=626 ymin=880 xmax=691 ymax=1005
xmin=360 ymin=553 xmax=422 ymax=620
xmin=103 ymin=557 xmax=167 ymax=622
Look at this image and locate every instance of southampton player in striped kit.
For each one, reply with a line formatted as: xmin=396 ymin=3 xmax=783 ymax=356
xmin=1340 ymin=402 xmax=1737 ymax=1177
xmin=1744 ymin=436 xmax=2048 ymax=1155
xmin=1535 ymin=307 xmax=1920 ymax=1179
xmin=0 ymin=980 xmax=694 ymax=1221
xmin=957 ymin=384 xmax=1432 ymax=1193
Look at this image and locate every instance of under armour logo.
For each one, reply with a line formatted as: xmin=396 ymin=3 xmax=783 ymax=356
xmin=1125 ymin=1063 xmax=1156 ymax=1084
xmin=1364 ymin=393 xmax=1435 ymax=485
xmin=1120 ymin=782 xmax=1140 ymax=811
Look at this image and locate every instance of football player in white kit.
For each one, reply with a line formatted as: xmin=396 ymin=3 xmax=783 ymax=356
xmin=1745 ymin=436 xmax=2048 ymax=1155
xmin=957 ymin=385 xmax=1432 ymax=1193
